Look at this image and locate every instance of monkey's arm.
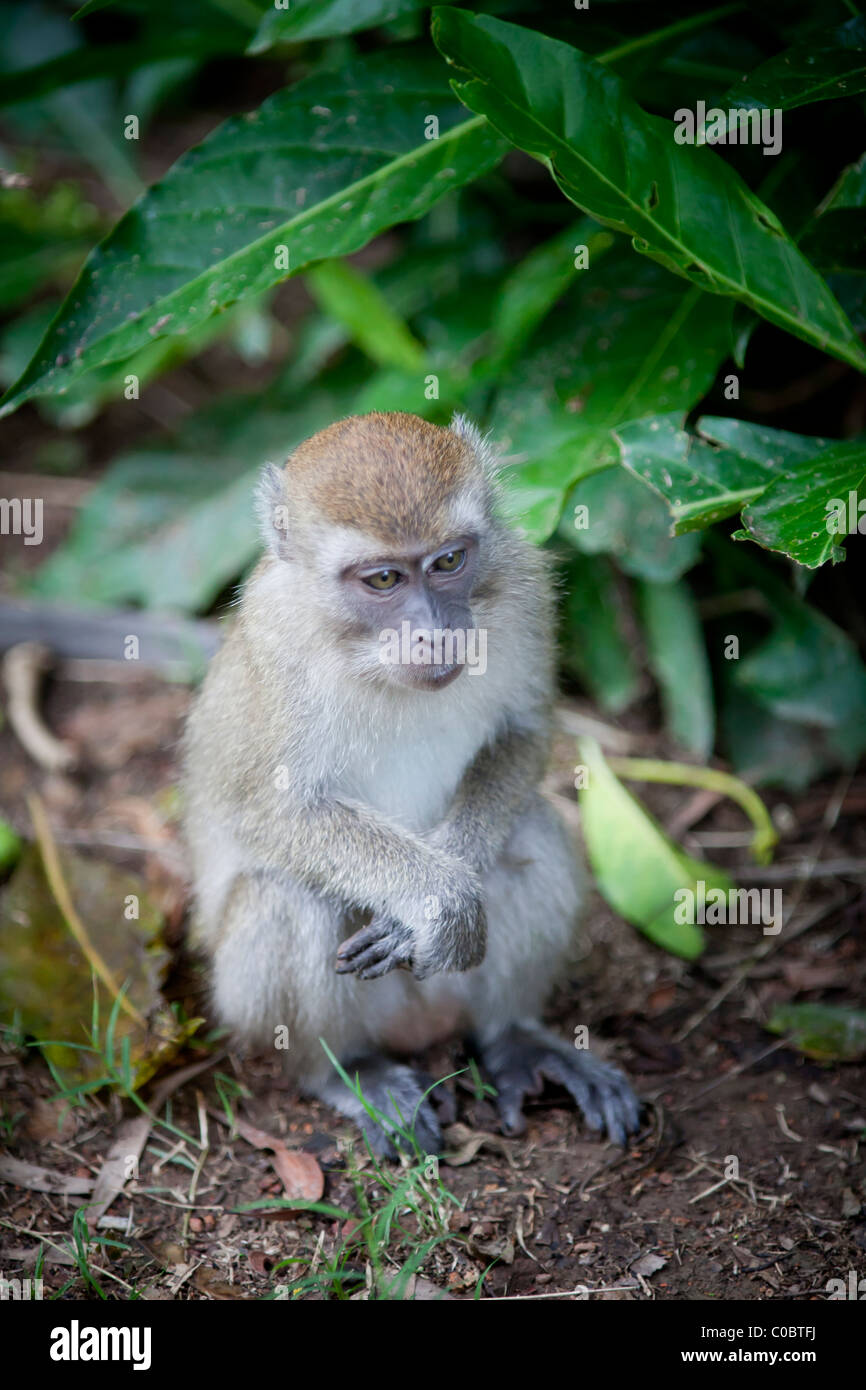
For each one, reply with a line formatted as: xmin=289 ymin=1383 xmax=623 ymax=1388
xmin=243 ymin=795 xmax=487 ymax=977
xmin=336 ymin=725 xmax=545 ymax=980
xmin=428 ymin=723 xmax=549 ymax=874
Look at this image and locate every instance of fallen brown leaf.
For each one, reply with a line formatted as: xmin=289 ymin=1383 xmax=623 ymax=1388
xmin=442 ymin=1121 xmax=514 ymax=1166
xmin=236 ymin=1117 xmax=324 ymax=1205
xmin=0 ymin=1154 xmax=92 ymax=1195
xmin=25 ymin=1096 xmax=78 ymax=1143
xmin=193 ymin=1267 xmax=249 ymax=1300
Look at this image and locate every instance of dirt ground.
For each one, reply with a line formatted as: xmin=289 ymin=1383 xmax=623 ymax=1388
xmin=0 ymin=664 xmax=864 ymax=1302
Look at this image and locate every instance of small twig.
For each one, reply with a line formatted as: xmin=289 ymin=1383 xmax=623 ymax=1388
xmin=775 ymin=1105 xmax=804 ymax=1143
xmin=721 ymin=857 xmax=866 ymax=883
xmin=673 ymin=1040 xmax=787 ymax=1108
xmin=182 ymin=1092 xmax=210 ymax=1246
xmin=3 ymin=643 xmax=76 ymax=771
xmin=688 ymin=1175 xmax=733 ymax=1204
xmin=483 ymin=1281 xmax=641 ymax=1301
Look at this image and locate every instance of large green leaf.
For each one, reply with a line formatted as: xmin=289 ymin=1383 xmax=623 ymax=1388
xmin=617 ymin=414 xmax=778 ymax=533
xmin=799 ymin=153 xmax=866 ymax=340
xmin=737 ymin=438 xmax=866 ymax=569
xmin=697 ymin=417 xmax=865 ymax=569
xmin=0 ymin=51 xmax=506 ymax=415
xmin=249 ymin=0 xmax=427 ymax=53
xmin=738 ymin=596 xmax=866 ymax=732
xmin=712 ymin=14 xmax=866 ymax=131
xmin=28 ymin=451 xmax=260 ymax=613
xmin=0 ymin=291 xmax=276 ymax=429
xmin=618 ymin=413 xmax=865 ymax=568
xmin=719 ymin=681 xmax=838 ymax=792
xmin=484 ymin=217 xmax=613 ymax=371
xmin=577 ymin=738 xmax=733 ymax=959
xmin=697 ymin=416 xmax=824 ymax=467
xmin=616 ymin=413 xmax=823 ymax=536
xmin=491 ymin=245 xmax=731 ymax=544
xmin=824 ymin=152 xmax=866 ymax=212
xmin=431 ymin=8 xmax=866 ymax=372
xmin=354 ymin=243 xmax=510 ymax=411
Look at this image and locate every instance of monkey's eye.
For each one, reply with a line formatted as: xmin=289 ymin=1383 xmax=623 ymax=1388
xmin=363 ymin=568 xmax=400 ymax=591
xmin=431 ymin=549 xmax=466 ymax=574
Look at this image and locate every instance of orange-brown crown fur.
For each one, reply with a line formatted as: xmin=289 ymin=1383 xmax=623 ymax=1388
xmin=285 ymin=412 xmax=476 ymax=544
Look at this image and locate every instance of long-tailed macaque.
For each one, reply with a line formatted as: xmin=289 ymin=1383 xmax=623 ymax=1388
xmin=183 ymin=412 xmax=640 ymax=1154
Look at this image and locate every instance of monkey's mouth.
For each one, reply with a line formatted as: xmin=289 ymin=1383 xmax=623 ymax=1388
xmin=397 ymin=661 xmax=464 ymax=691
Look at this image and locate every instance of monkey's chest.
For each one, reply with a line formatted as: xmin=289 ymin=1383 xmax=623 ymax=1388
xmin=338 ymin=712 xmax=486 ymax=833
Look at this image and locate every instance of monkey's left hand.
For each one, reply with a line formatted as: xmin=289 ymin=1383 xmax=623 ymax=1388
xmin=335 ymin=915 xmax=414 ymax=980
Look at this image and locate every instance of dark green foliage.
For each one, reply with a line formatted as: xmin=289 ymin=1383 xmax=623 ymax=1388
xmin=1 ymin=0 xmax=864 ymax=794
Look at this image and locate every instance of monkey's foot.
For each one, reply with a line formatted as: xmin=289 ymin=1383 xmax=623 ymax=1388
xmin=481 ymin=1022 xmax=642 ymax=1147
xmin=320 ymin=1057 xmax=442 ymax=1159
xmin=335 ymin=915 xmax=413 ymax=979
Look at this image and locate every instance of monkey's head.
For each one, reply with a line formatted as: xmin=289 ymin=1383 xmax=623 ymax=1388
xmin=256 ymin=412 xmax=501 ymax=692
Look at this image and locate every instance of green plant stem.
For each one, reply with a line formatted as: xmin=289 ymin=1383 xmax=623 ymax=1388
xmin=606 ymin=756 xmax=778 ymax=864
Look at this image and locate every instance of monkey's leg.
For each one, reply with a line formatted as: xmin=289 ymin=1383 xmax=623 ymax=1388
xmin=461 ymin=795 xmax=643 ymax=1146
xmin=316 ymin=1057 xmax=442 ymax=1159
xmin=209 ymin=874 xmax=441 ymax=1157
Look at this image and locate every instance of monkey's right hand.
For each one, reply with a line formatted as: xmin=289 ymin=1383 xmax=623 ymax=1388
xmin=335 ymin=915 xmax=414 ymax=980
xmin=335 ymin=877 xmax=487 ymax=981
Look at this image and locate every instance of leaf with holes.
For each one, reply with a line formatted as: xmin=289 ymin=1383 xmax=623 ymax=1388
xmin=431 ymin=8 xmax=866 ymax=372
xmin=616 ymin=413 xmax=822 ymax=535
xmin=737 ymin=437 xmax=866 ymax=568
xmin=491 ymin=244 xmax=732 ymax=544
xmin=712 ymin=13 xmax=866 ymax=133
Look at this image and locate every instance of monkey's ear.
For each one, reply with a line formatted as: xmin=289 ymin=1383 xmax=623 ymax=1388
xmin=255 ymin=462 xmax=292 ymax=557
xmin=450 ymin=412 xmax=500 ymax=480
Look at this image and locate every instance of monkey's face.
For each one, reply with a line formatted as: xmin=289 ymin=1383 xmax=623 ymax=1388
xmin=336 ymin=534 xmax=480 ymax=691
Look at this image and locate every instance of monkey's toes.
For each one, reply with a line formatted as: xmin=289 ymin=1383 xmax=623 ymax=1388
xmin=352 ymin=1062 xmax=443 ymax=1157
xmin=362 ymin=1100 xmax=441 ymax=1160
xmin=483 ymin=1025 xmax=643 ymax=1147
